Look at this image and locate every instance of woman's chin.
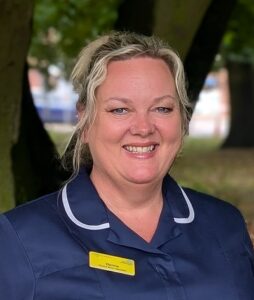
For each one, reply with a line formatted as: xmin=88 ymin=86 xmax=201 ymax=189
xmin=123 ymin=170 xmax=162 ymax=185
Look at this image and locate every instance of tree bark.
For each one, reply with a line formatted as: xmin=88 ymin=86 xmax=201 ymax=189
xmin=184 ymin=0 xmax=237 ymax=102
xmin=0 ymin=1 xmax=68 ymax=211
xmin=153 ymin=0 xmax=213 ymax=59
xmin=0 ymin=0 xmax=34 ymax=211
xmin=114 ymin=0 xmax=155 ymax=35
xmin=223 ymin=60 xmax=254 ymax=147
xmin=12 ymin=65 xmax=67 ymax=206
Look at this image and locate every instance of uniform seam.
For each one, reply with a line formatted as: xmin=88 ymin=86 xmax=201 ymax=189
xmin=45 ymin=197 xmax=106 ymax=297
xmin=37 ymin=262 xmax=105 ymax=298
xmin=208 ymin=221 xmax=242 ymax=300
xmin=4 ymin=215 xmax=37 ymax=300
xmin=38 ymin=262 xmax=88 ymax=279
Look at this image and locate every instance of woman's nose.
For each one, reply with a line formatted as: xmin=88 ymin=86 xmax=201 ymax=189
xmin=130 ymin=113 xmax=155 ymax=137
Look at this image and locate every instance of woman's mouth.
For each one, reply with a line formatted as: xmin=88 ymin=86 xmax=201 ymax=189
xmin=123 ymin=144 xmax=156 ymax=153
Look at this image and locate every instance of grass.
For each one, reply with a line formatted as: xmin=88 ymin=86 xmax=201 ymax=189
xmin=49 ymin=129 xmax=254 ymax=222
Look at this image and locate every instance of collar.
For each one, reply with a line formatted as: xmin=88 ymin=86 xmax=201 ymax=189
xmin=58 ymin=168 xmax=110 ymax=231
xmin=57 ymin=168 xmax=195 ymax=250
xmin=162 ymin=176 xmax=195 ymax=224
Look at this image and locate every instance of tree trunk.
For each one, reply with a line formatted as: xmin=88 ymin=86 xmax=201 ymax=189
xmin=223 ymin=60 xmax=254 ymax=147
xmin=0 ymin=0 xmax=34 ymax=211
xmin=114 ymin=0 xmax=155 ymax=35
xmin=0 ymin=1 xmax=68 ymax=211
xmin=12 ymin=65 xmax=67 ymax=206
xmin=184 ymin=0 xmax=237 ymax=102
xmin=153 ymin=0 xmax=213 ymax=59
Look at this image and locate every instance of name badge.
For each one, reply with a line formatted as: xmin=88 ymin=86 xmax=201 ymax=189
xmin=89 ymin=251 xmax=135 ymax=276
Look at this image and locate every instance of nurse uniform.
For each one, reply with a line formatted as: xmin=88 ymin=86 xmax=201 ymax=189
xmin=0 ymin=169 xmax=254 ymax=299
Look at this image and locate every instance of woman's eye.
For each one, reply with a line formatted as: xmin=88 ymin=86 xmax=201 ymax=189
xmin=155 ymin=107 xmax=172 ymax=114
xmin=110 ymin=108 xmax=128 ymax=115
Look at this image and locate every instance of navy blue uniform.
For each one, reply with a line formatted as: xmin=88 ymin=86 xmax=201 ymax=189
xmin=1 ymin=169 xmax=254 ymax=299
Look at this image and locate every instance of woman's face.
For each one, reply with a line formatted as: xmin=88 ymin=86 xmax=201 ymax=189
xmin=85 ymin=57 xmax=182 ymax=187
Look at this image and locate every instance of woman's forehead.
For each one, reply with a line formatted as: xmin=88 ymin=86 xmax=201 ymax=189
xmin=97 ymin=57 xmax=176 ymax=97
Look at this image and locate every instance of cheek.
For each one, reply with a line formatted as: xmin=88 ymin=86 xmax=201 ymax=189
xmin=172 ymin=114 xmax=183 ymax=138
xmin=87 ymin=120 xmax=128 ymax=147
xmin=159 ymin=118 xmax=182 ymax=140
xmin=102 ymin=120 xmax=130 ymax=142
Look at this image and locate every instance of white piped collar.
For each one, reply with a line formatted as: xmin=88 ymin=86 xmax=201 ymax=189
xmin=174 ymin=186 xmax=195 ymax=224
xmin=62 ymin=185 xmax=110 ymax=230
xmin=61 ymin=178 xmax=195 ymax=231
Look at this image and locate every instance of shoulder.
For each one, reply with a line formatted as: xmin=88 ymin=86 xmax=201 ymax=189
xmin=183 ymin=187 xmax=243 ymax=224
xmin=2 ymin=191 xmax=64 ymax=249
xmin=4 ymin=191 xmax=60 ymax=231
xmin=1 ymin=191 xmax=63 ymax=258
xmin=0 ymin=212 xmax=36 ymax=299
xmin=2 ymin=187 xmax=77 ymax=243
xmin=0 ymin=190 xmax=82 ymax=278
xmin=164 ymin=175 xmax=243 ymax=230
xmin=182 ymin=187 xmax=250 ymax=246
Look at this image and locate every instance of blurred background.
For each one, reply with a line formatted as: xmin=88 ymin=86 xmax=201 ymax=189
xmin=0 ymin=1 xmax=253 ymax=233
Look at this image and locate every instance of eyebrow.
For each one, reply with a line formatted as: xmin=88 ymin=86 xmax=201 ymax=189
xmin=105 ymin=94 xmax=176 ymax=104
xmin=154 ymin=94 xmax=176 ymax=101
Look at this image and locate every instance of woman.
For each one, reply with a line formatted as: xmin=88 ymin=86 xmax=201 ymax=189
xmin=1 ymin=31 xmax=254 ymax=299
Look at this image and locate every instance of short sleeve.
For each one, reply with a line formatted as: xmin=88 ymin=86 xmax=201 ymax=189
xmin=0 ymin=214 xmax=35 ymax=299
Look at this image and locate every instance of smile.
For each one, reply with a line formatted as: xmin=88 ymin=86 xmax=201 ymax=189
xmin=123 ymin=145 xmax=156 ymax=153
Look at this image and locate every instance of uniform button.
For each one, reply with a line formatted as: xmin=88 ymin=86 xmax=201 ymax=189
xmin=148 ymin=256 xmax=186 ymax=299
xmin=155 ymin=264 xmax=171 ymax=279
xmin=152 ymin=256 xmax=173 ymax=279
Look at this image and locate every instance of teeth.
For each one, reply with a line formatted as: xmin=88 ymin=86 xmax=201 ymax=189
xmin=124 ymin=145 xmax=155 ymax=153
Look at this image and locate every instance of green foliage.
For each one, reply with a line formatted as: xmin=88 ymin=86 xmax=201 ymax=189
xmin=29 ymin=0 xmax=120 ymax=75
xmin=221 ymin=0 xmax=254 ymax=62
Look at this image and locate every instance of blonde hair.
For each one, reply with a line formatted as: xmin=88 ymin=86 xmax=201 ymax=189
xmin=63 ymin=31 xmax=191 ymax=174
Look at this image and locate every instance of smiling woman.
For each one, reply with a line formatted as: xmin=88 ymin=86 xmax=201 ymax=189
xmin=87 ymin=58 xmax=182 ymax=190
xmin=0 ymin=32 xmax=254 ymax=300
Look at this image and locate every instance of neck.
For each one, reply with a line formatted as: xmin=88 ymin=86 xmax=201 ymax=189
xmin=90 ymin=170 xmax=164 ymax=212
xmin=90 ymin=169 xmax=164 ymax=243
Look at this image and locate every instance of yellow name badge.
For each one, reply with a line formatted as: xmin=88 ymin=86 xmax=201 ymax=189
xmin=89 ymin=251 xmax=135 ymax=276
